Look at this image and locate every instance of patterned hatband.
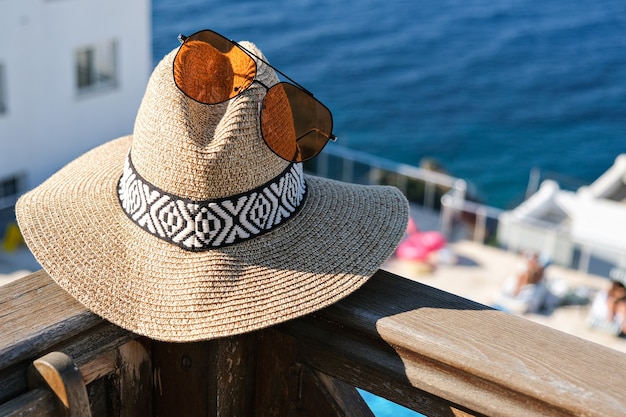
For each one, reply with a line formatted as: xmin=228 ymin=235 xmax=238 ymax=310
xmin=117 ymin=153 xmax=307 ymax=251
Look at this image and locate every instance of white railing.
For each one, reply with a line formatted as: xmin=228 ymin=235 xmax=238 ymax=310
xmin=440 ymin=191 xmax=504 ymax=244
xmin=308 ymin=145 xmax=504 ymax=245
xmin=308 ymin=144 xmax=469 ymax=212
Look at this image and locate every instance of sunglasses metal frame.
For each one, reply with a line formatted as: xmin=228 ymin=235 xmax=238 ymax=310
xmin=174 ymin=29 xmax=337 ymax=162
xmin=179 ymin=33 xmax=312 ymax=98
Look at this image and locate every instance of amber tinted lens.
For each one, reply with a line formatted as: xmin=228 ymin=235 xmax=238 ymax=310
xmin=173 ymin=30 xmax=256 ymax=104
xmin=261 ymin=83 xmax=333 ymax=162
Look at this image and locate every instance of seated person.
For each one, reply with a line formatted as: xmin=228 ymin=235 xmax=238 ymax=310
xmin=496 ymin=252 xmax=552 ymax=314
xmin=512 ymin=253 xmax=545 ymax=296
xmin=588 ymin=279 xmax=626 ymax=336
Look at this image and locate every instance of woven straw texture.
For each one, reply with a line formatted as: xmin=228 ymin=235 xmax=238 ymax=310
xmin=16 ymin=42 xmax=408 ymax=342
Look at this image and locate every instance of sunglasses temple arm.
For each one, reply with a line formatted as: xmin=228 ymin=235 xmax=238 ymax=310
xmin=234 ymin=42 xmax=314 ymax=97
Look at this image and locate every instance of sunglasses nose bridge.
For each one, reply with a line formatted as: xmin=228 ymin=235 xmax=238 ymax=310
xmin=247 ymin=81 xmax=270 ymax=116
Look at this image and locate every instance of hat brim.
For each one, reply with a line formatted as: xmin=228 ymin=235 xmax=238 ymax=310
xmin=16 ymin=136 xmax=408 ymax=342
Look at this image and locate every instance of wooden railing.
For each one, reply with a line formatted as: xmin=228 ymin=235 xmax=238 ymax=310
xmin=1 ymin=269 xmax=625 ymax=416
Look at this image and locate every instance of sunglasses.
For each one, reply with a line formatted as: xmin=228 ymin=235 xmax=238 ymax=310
xmin=174 ymin=29 xmax=336 ymax=163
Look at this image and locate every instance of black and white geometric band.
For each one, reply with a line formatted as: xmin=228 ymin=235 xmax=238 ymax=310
xmin=117 ymin=153 xmax=307 ymax=251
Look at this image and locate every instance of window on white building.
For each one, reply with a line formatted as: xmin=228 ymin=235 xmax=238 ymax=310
xmin=0 ymin=63 xmax=7 ymax=114
xmin=75 ymin=40 xmax=118 ymax=93
xmin=0 ymin=174 xmax=24 ymax=208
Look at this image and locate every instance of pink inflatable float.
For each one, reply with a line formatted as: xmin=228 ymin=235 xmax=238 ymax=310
xmin=396 ymin=218 xmax=447 ymax=261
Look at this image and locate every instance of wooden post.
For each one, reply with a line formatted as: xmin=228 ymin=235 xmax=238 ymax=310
xmin=117 ymin=340 xmax=153 ymax=417
xmin=27 ymin=351 xmax=92 ymax=417
xmin=152 ymin=333 xmax=257 ymax=417
xmin=151 ymin=329 xmax=373 ymax=417
xmin=254 ymin=329 xmax=374 ymax=417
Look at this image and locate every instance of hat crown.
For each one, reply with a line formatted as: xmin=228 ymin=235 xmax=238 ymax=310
xmin=131 ymin=42 xmax=289 ymax=201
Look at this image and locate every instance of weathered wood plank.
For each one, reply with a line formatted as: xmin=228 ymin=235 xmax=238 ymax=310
xmin=281 ymin=311 xmax=473 ymax=417
xmin=0 ymin=272 xmax=135 ymax=407
xmin=0 ymin=271 xmax=101 ymax=369
xmin=0 ymin=388 xmax=56 ymax=417
xmin=305 ymin=369 xmax=376 ymax=417
xmin=280 ymin=270 xmax=626 ymax=417
xmin=79 ymin=350 xmax=117 ymax=386
xmin=2 ymin=269 xmax=625 ymax=417
xmin=0 ymin=320 xmax=134 ymax=405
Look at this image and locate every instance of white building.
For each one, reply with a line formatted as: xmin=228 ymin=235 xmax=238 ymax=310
xmin=0 ymin=0 xmax=152 ymax=208
xmin=498 ymin=154 xmax=626 ymax=276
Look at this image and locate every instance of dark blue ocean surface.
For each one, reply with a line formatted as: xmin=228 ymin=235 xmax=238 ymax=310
xmin=152 ymin=0 xmax=626 ymax=209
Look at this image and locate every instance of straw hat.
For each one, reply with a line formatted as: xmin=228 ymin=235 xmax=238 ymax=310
xmin=16 ymin=41 xmax=408 ymax=342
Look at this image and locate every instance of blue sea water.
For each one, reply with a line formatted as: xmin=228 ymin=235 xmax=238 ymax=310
xmin=152 ymin=1 xmax=625 ymax=415
xmin=152 ymin=0 xmax=626 ymax=210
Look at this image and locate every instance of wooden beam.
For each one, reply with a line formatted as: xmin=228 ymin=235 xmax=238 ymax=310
xmin=279 ymin=270 xmax=626 ymax=417
xmin=2 ymin=270 xmax=625 ymax=416
xmin=0 ymin=388 xmax=57 ymax=417
xmin=0 ymin=271 xmax=102 ymax=370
